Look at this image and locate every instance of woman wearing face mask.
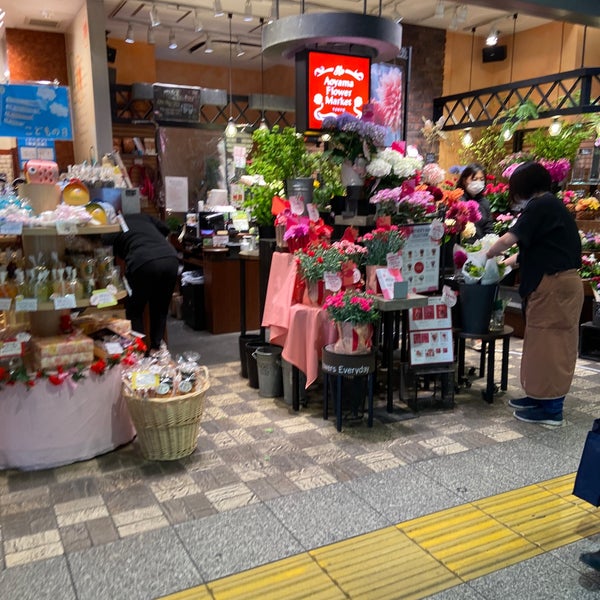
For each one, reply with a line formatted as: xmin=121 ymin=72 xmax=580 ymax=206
xmin=485 ymin=161 xmax=583 ymax=426
xmin=456 ymin=163 xmax=494 ymax=239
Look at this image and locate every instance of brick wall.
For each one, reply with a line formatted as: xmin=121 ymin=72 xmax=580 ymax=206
xmin=402 ymin=24 xmax=446 ymax=153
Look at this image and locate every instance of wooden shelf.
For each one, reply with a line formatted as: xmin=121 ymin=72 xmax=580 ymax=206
xmin=15 ymin=290 xmax=127 ymax=313
xmin=20 ymin=224 xmax=121 ymax=237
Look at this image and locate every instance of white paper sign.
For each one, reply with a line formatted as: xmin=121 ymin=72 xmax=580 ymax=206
xmin=233 ymin=145 xmax=247 ymax=169
xmin=386 ymin=252 xmax=403 ymax=270
xmin=0 ymin=222 xmax=23 ymax=235
xmin=104 ymin=342 xmax=124 ymax=356
xmin=0 ymin=298 xmax=12 ymax=311
xmin=16 ymin=332 xmax=31 ymax=342
xmin=15 ymin=298 xmax=38 ymax=312
xmin=441 ymin=284 xmax=458 ymax=308
xmin=131 ymin=371 xmax=160 ymax=390
xmin=0 ymin=341 xmax=22 ymax=357
xmin=323 ymin=272 xmax=342 ymax=292
xmin=53 ymin=294 xmax=77 ymax=310
xmin=164 ymin=176 xmax=189 ymax=212
xmin=429 ymin=219 xmax=445 ymax=241
xmin=56 ymin=221 xmax=79 ymax=235
xmin=90 ymin=289 xmax=117 ymax=308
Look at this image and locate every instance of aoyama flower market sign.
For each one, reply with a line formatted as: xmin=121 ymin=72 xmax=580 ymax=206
xmin=303 ymin=50 xmax=371 ymax=131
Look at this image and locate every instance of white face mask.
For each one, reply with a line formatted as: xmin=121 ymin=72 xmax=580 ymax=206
xmin=466 ymin=180 xmax=485 ymax=196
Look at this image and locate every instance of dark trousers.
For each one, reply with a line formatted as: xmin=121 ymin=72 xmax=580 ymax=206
xmin=125 ymin=256 xmax=179 ymax=350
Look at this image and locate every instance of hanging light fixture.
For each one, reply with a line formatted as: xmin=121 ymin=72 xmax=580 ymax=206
xmin=243 ymin=0 xmax=253 ymax=22
xmin=462 ymin=128 xmax=473 ymax=148
xmin=149 ymin=4 xmax=160 ymax=28
xmin=214 ymin=0 xmax=225 ymax=18
xmin=168 ymin=29 xmax=178 ymax=50
xmin=194 ymin=9 xmax=203 ymax=32
xmin=456 ymin=5 xmax=468 ymax=23
xmin=434 ymin=1 xmax=445 ymax=19
xmin=147 ymin=25 xmax=155 ymax=44
xmin=204 ymin=36 xmax=214 ymax=53
xmin=549 ymin=116 xmax=562 ymax=136
xmin=258 ymin=19 xmax=269 ymax=132
xmin=236 ymin=40 xmax=245 ymax=57
xmin=125 ymin=23 xmax=134 ymax=44
xmin=225 ymin=14 xmax=237 ymax=138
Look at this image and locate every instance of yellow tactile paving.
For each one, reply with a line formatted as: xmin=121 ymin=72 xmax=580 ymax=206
xmin=310 ymin=527 xmax=460 ymax=600
xmin=160 ymin=474 xmax=600 ymax=600
xmin=208 ymin=553 xmax=346 ymax=600
xmin=397 ymin=503 xmax=542 ymax=580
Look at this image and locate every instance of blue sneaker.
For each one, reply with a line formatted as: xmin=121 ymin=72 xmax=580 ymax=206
xmin=513 ymin=407 xmax=563 ymax=426
xmin=580 ymin=551 xmax=600 ymax=571
xmin=508 ymin=397 xmax=539 ymax=409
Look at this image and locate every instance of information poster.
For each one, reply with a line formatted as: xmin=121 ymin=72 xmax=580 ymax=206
xmin=408 ymin=296 xmax=454 ymax=366
xmin=0 ymin=84 xmax=72 ymax=139
xmin=17 ymin=137 xmax=55 ymax=168
xmin=164 ymin=176 xmax=188 ymax=212
xmin=400 ymin=224 xmax=440 ymax=293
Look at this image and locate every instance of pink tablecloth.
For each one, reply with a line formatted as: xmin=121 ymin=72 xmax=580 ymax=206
xmin=262 ymin=252 xmax=336 ymax=388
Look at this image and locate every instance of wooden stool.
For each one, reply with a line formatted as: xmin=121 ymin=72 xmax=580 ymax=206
xmin=322 ymin=345 xmax=376 ymax=432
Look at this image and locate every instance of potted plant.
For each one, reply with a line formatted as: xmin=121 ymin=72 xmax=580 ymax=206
xmin=323 ymin=289 xmax=380 ymax=355
xmin=294 ymin=244 xmax=346 ymax=306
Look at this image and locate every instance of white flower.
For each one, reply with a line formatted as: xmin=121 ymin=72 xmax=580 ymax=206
xmin=366 ymin=157 xmax=392 ymax=178
xmin=461 ymin=221 xmax=476 ymax=240
xmin=393 ymin=157 xmax=423 ymax=179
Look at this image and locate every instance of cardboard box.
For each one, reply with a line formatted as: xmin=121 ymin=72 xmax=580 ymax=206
xmin=31 ymin=334 xmax=94 ymax=369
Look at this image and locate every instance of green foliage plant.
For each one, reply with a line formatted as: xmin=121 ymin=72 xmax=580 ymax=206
xmin=459 ymin=125 xmax=507 ymax=177
xmin=526 ymin=121 xmax=590 ymax=162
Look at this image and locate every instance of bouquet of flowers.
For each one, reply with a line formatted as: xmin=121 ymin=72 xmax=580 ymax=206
xmin=484 ymin=179 xmax=510 ymax=213
xmin=358 ymin=225 xmax=406 ymax=265
xmin=580 ymin=254 xmax=600 ymax=280
xmin=321 ymin=114 xmax=387 ymax=166
xmin=366 ymin=147 xmax=423 ymax=190
xmin=443 ymin=199 xmax=481 ymax=237
xmin=580 ymin=231 xmax=600 ymax=252
xmin=370 ymin=184 xmax=436 ymax=224
xmin=493 ymin=213 xmax=515 ymax=236
xmin=295 ymin=244 xmax=345 ymax=282
xmin=324 ymin=289 xmax=379 ymax=324
xmin=421 ymin=162 xmax=446 ymax=186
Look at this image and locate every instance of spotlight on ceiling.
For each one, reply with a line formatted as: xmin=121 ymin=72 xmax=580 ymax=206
xmin=486 ymin=27 xmax=499 ymax=46
xmin=125 ymin=23 xmax=134 ymax=44
xmin=434 ymin=1 xmax=445 ymax=19
xmin=457 ymin=5 xmax=468 ymax=23
xmin=204 ymin=36 xmax=214 ymax=53
xmin=168 ymin=29 xmax=177 ymax=50
xmin=149 ymin=4 xmax=160 ymax=28
xmin=214 ymin=0 xmax=225 ymax=18
xmin=243 ymin=0 xmax=253 ymax=22
xmin=147 ymin=26 xmax=155 ymax=45
xmin=236 ymin=41 xmax=245 ymax=57
xmin=194 ymin=9 xmax=203 ymax=32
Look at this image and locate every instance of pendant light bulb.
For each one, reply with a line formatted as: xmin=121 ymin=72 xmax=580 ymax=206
xmin=225 ymin=118 xmax=237 ymax=138
xmin=149 ymin=4 xmax=160 ymax=28
xmin=258 ymin=118 xmax=269 ymax=132
xmin=549 ymin=117 xmax=562 ymax=137
xmin=194 ymin=9 xmax=203 ymax=33
xmin=502 ymin=127 xmax=513 ymax=141
xmin=214 ymin=0 xmax=225 ymax=18
xmin=462 ymin=128 xmax=473 ymax=148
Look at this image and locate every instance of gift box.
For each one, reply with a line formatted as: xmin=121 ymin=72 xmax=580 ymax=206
xmin=31 ymin=334 xmax=94 ymax=369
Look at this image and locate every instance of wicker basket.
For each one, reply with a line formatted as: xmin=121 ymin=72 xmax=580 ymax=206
xmin=125 ymin=366 xmax=209 ymax=461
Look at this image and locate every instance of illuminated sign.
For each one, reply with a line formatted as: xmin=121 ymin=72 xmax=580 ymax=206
xmin=296 ymin=50 xmax=371 ymax=132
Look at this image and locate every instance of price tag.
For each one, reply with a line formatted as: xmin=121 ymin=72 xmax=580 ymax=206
xmin=0 ymin=340 xmax=22 ymax=357
xmin=323 ymin=271 xmax=342 ymax=292
xmin=352 ymin=267 xmax=361 ymax=284
xmin=56 ymin=221 xmax=79 ymax=235
xmin=429 ymin=219 xmax=445 ymax=242
xmin=16 ymin=332 xmax=31 ymax=343
xmin=441 ymin=284 xmax=458 ymax=308
xmin=387 ymin=252 xmax=403 ymax=269
xmin=289 ymin=195 xmax=305 ymax=216
xmin=53 ymin=294 xmax=77 ymax=310
xmin=104 ymin=342 xmax=124 ymax=356
xmin=90 ymin=289 xmax=117 ymax=308
xmin=306 ymin=203 xmax=319 ymax=222
xmin=15 ymin=297 xmax=38 ymax=312
xmin=117 ymin=214 xmax=129 ymax=232
xmin=0 ymin=297 xmax=11 ymax=311
xmin=0 ymin=222 xmax=23 ymax=235
xmin=131 ymin=371 xmax=160 ymax=390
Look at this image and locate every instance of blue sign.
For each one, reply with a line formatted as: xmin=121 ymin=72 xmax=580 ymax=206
xmin=17 ymin=137 xmax=56 ymax=168
xmin=0 ymin=84 xmax=72 ymax=140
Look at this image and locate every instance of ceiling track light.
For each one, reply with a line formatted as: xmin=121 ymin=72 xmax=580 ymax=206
xmin=449 ymin=9 xmax=458 ymax=31
xmin=125 ymin=23 xmax=134 ymax=44
xmin=268 ymin=0 xmax=279 ymax=23
xmin=236 ymin=40 xmax=245 ymax=57
xmin=194 ymin=9 xmax=203 ymax=33
xmin=214 ymin=0 xmax=225 ymax=18
xmin=147 ymin=25 xmax=155 ymax=45
xmin=168 ymin=29 xmax=177 ymax=50
xmin=456 ymin=5 xmax=468 ymax=23
xmin=486 ymin=27 xmax=499 ymax=46
xmin=149 ymin=4 xmax=160 ymax=28
xmin=243 ymin=0 xmax=253 ymax=22
xmin=204 ymin=36 xmax=213 ymax=53
xmin=434 ymin=1 xmax=445 ymax=19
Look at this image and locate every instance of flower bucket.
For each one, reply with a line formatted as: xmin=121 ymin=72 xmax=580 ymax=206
xmin=292 ymin=272 xmax=306 ymax=304
xmin=286 ymin=178 xmax=314 ymax=216
xmin=333 ymin=322 xmax=373 ymax=355
xmin=304 ymin=279 xmax=327 ymax=306
xmin=459 ymin=283 xmax=498 ymax=335
xmin=365 ymin=265 xmax=384 ymax=295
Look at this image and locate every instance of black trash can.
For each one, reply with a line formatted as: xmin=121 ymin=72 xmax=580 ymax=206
xmin=245 ymin=340 xmax=264 ymax=389
xmin=459 ymin=283 xmax=498 ymax=335
xmin=181 ymin=273 xmax=206 ymax=331
xmin=239 ymin=333 xmax=263 ymax=378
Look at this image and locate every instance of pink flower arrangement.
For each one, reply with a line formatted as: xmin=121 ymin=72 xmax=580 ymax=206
xmin=560 ymin=189 xmax=577 ymax=206
xmin=283 ymin=223 xmax=310 ymax=241
xmin=323 ymin=289 xmax=380 ymax=324
xmin=444 ymin=200 xmax=481 ymax=236
xmin=493 ymin=213 xmax=515 ymax=235
xmin=539 ymin=158 xmax=571 ymax=183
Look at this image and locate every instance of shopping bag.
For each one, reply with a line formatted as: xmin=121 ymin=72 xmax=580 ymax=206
xmin=573 ymin=418 xmax=600 ymax=507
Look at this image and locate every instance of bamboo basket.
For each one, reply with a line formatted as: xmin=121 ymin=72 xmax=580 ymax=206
xmin=124 ymin=366 xmax=209 ymax=460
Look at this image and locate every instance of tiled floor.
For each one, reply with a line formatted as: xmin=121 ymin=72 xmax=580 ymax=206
xmin=1 ymin=324 xmax=600 ymax=599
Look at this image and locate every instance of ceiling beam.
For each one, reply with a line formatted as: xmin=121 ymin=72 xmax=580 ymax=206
xmin=464 ymin=0 xmax=600 ymax=27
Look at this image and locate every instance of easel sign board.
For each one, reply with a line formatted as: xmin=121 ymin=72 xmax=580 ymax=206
xmin=400 ymin=223 xmax=440 ymax=294
xmin=408 ymin=296 xmax=454 ymax=366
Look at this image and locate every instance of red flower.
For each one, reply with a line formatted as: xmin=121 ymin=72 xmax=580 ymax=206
xmin=134 ymin=337 xmax=147 ymax=353
xmin=90 ymin=360 xmax=106 ymax=375
xmin=48 ymin=374 xmax=63 ymax=386
xmin=0 ymin=367 xmax=7 ymax=381
xmin=316 ymin=257 xmax=323 ymax=264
